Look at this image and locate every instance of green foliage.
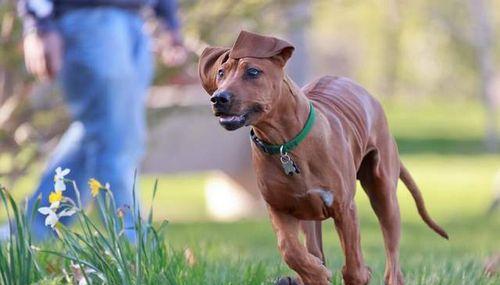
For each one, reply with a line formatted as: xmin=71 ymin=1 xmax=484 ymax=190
xmin=154 ymin=0 xmax=298 ymax=83
xmin=0 ymin=176 xmax=283 ymax=285
xmin=0 ymin=185 xmax=41 ymax=285
xmin=163 ymin=147 xmax=500 ymax=283
xmin=181 ymin=0 xmax=297 ymax=44
xmin=0 ymin=2 xmax=24 ymax=68
xmin=309 ymin=0 xmax=500 ymax=100
xmin=0 ymin=177 xmax=187 ymax=284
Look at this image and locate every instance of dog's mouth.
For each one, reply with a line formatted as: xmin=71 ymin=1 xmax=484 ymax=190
xmin=214 ymin=112 xmax=248 ymax=131
xmin=214 ymin=105 xmax=263 ymax=131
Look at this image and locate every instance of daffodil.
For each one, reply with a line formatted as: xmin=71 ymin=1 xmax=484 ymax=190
xmin=48 ymin=191 xmax=63 ymax=208
xmin=39 ymin=170 xmax=77 ymax=230
xmin=38 ymin=192 xmax=62 ymax=228
xmin=38 ymin=207 xmax=59 ymax=228
xmin=54 ymin=167 xmax=70 ymax=192
xmin=88 ymin=178 xmax=103 ymax=197
xmin=38 ymin=206 xmax=76 ymax=229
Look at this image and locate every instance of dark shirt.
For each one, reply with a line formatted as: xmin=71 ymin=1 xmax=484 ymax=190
xmin=18 ymin=0 xmax=180 ymax=34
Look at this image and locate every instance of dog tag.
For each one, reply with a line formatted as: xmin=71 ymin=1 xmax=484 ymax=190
xmin=280 ymin=146 xmax=300 ymax=176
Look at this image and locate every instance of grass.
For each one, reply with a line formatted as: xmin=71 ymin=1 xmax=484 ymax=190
xmin=1 ymin=99 xmax=500 ymax=284
xmin=160 ymin=152 xmax=500 ymax=284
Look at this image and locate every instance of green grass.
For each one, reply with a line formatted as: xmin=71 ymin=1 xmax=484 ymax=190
xmin=152 ymin=100 xmax=500 ymax=284
xmin=160 ymin=152 xmax=500 ymax=284
xmin=1 ymin=99 xmax=500 ymax=284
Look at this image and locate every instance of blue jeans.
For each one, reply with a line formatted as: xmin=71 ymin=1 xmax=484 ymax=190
xmin=27 ymin=8 xmax=153 ymax=240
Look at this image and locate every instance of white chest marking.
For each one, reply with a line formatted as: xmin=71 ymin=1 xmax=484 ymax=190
xmin=308 ymin=189 xmax=334 ymax=207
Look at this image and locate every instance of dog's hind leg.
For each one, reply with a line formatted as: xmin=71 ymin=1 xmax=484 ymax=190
xmin=300 ymin=220 xmax=325 ymax=264
xmin=358 ymin=148 xmax=404 ymax=285
xmin=269 ymin=207 xmax=332 ymax=285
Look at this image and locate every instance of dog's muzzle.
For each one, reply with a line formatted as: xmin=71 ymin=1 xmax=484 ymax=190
xmin=211 ymin=91 xmax=247 ymax=130
xmin=218 ymin=114 xmax=247 ymax=130
xmin=210 ymin=91 xmax=232 ymax=107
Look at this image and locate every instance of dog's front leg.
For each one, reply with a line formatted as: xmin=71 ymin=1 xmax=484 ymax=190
xmin=268 ymin=207 xmax=331 ymax=285
xmin=300 ymin=220 xmax=325 ymax=264
xmin=334 ymin=201 xmax=371 ymax=285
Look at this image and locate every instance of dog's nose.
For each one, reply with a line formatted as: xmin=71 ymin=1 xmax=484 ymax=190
xmin=210 ymin=91 xmax=232 ymax=106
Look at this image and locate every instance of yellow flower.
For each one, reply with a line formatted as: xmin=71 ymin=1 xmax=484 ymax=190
xmin=49 ymin=191 xmax=63 ymax=204
xmin=88 ymin=178 xmax=103 ymax=197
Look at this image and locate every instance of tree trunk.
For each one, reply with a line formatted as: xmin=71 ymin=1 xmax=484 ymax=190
xmin=381 ymin=0 xmax=402 ymax=98
xmin=284 ymin=0 xmax=311 ymax=87
xmin=468 ymin=0 xmax=498 ymax=152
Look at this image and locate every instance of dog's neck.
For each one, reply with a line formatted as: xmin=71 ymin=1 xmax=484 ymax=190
xmin=252 ymin=75 xmax=311 ymax=146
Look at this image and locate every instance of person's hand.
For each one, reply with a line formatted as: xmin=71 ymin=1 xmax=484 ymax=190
xmin=23 ymin=31 xmax=63 ymax=81
xmin=157 ymin=30 xmax=188 ymax=67
xmin=161 ymin=44 xmax=188 ymax=67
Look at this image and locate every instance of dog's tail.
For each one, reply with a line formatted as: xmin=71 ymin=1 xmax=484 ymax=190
xmin=399 ymin=163 xmax=449 ymax=240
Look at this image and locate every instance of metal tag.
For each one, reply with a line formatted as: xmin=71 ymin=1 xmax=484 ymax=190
xmin=280 ymin=146 xmax=300 ymax=176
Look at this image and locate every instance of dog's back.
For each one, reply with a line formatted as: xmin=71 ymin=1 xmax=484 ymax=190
xmin=303 ymin=76 xmax=388 ymax=163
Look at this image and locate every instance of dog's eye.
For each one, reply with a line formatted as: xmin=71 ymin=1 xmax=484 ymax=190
xmin=217 ymin=69 xmax=224 ymax=78
xmin=246 ymin=68 xmax=261 ymax=78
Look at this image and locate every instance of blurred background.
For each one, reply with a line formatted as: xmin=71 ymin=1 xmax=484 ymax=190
xmin=0 ymin=0 xmax=499 ymax=282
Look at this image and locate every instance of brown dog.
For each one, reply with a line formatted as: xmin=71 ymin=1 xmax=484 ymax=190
xmin=198 ymin=31 xmax=448 ymax=285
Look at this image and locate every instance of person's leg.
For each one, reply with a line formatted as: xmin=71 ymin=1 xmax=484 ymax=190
xmin=23 ymin=10 xmax=117 ymax=240
xmin=89 ymin=10 xmax=152 ymax=238
xmin=120 ymin=33 xmax=152 ymax=234
xmin=58 ymin=8 xmax=152 ymax=239
xmin=20 ymin=8 xmax=152 ymax=241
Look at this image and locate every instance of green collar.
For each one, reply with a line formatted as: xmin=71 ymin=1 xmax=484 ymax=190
xmin=250 ymin=101 xmax=316 ymax=155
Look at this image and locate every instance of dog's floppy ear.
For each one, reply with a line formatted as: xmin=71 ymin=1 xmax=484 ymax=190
xmin=198 ymin=47 xmax=230 ymax=95
xmin=271 ymin=45 xmax=295 ymax=67
xmin=229 ymin=30 xmax=295 ymax=67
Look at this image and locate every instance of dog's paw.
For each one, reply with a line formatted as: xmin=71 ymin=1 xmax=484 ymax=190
xmin=341 ymin=265 xmax=372 ymax=285
xmin=384 ymin=269 xmax=404 ymax=285
xmin=275 ymin=276 xmax=300 ymax=285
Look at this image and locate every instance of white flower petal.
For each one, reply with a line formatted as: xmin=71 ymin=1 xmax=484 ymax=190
xmin=59 ymin=208 xmax=76 ymax=217
xmin=54 ymin=180 xmax=66 ymax=192
xmin=54 ymin=167 xmax=70 ymax=181
xmin=45 ymin=212 xmax=59 ymax=228
xmin=38 ymin=207 xmax=51 ymax=215
xmin=61 ymin=168 xmax=70 ymax=176
xmin=50 ymin=201 xmax=60 ymax=209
